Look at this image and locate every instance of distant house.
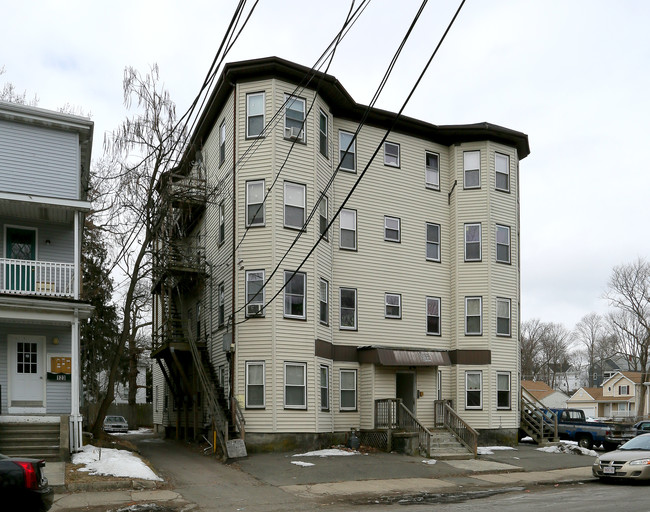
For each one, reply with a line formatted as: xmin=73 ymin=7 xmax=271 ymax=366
xmin=521 ymin=380 xmax=569 ymax=409
xmin=550 ymin=364 xmax=587 ymax=395
xmin=588 ymin=356 xmax=635 ymax=387
xmin=568 ymin=371 xmax=649 ymax=419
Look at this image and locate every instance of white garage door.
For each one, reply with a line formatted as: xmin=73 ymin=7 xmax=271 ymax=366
xmin=580 ymin=407 xmax=596 ymax=419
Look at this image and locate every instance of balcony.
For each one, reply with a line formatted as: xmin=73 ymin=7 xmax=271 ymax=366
xmin=0 ymin=258 xmax=75 ymax=298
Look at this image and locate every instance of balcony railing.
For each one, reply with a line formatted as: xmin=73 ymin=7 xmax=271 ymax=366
xmin=0 ymin=258 xmax=75 ymax=298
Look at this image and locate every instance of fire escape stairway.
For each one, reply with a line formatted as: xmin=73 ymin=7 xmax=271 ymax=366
xmin=520 ymin=392 xmax=559 ymax=444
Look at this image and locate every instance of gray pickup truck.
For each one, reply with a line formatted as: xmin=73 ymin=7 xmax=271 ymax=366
xmin=549 ymin=408 xmax=636 ymax=450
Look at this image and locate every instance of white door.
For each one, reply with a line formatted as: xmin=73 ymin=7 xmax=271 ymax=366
xmin=8 ymin=335 xmax=45 ymax=412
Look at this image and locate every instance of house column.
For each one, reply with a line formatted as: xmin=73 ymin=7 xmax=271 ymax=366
xmin=70 ymin=310 xmax=82 ymax=452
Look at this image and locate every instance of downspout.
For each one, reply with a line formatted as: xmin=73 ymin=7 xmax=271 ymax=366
xmin=230 ymin=85 xmax=237 ymax=411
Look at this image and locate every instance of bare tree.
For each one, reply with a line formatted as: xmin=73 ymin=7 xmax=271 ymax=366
xmin=539 ymin=322 xmax=572 ymax=388
xmin=521 ymin=318 xmax=548 ymax=380
xmin=0 ymin=66 xmax=39 ymax=105
xmin=574 ymin=312 xmax=605 ymax=386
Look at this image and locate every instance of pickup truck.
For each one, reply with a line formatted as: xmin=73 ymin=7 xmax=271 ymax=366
xmin=548 ymin=408 xmax=636 ymax=450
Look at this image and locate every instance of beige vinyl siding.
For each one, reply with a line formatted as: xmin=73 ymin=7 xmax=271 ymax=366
xmin=333 ymin=362 xmax=360 ymax=430
xmin=359 ymin=364 xmax=374 ymax=429
xmin=316 ymin=358 xmax=334 ymax=432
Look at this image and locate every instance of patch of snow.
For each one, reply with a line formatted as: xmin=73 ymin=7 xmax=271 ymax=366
xmin=477 ymin=446 xmax=517 ymax=455
xmin=292 ymin=449 xmax=359 ymax=457
xmin=291 ymin=461 xmax=315 ymax=467
xmin=422 ymin=459 xmax=437 ymax=465
xmin=72 ymin=444 xmax=162 ymax=481
xmin=536 ymin=444 xmax=597 ymax=457
xmin=112 ymin=428 xmax=154 ymax=436
xmin=520 ymin=436 xmax=533 ymax=442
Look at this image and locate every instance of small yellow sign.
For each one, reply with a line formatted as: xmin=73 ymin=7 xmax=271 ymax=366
xmin=51 ymin=356 xmax=71 ymax=374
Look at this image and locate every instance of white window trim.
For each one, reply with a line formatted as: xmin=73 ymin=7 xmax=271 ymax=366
xmin=284 ymin=94 xmax=306 ymax=142
xmin=463 ymin=150 xmax=480 ymax=189
xmin=339 ymin=130 xmax=356 ymax=172
xmin=340 ymin=287 xmax=357 ymax=330
xmin=425 ymin=151 xmax=440 ymax=190
xmin=319 ymin=278 xmax=329 ymax=325
xmin=464 ymin=223 xmax=482 ymax=262
xmin=497 ymin=371 xmax=511 ymax=410
xmin=320 ymin=364 xmax=330 ymax=410
xmin=496 ymin=224 xmax=510 ymax=264
xmin=283 ymin=181 xmax=306 ymax=230
xmin=496 ymin=297 xmax=511 ymax=337
xmin=426 ymin=296 xmax=441 ymax=336
xmin=465 ymin=296 xmax=482 ymax=335
xmin=385 ymin=293 xmax=401 ymax=319
xmin=218 ymin=202 xmax=225 ymax=244
xmin=246 ymin=179 xmax=265 ymax=227
xmin=246 ymin=361 xmax=265 ymax=409
xmin=384 ymin=216 xmax=400 ymax=242
xmin=339 ymin=208 xmax=357 ymax=250
xmin=319 ymin=109 xmax=328 ymax=158
xmin=495 ymin=152 xmax=510 ymax=192
xmin=246 ymin=92 xmax=265 ymax=139
xmin=219 ymin=121 xmax=226 ymax=166
xmin=340 ymin=369 xmax=357 ymax=411
xmin=426 ymin=222 xmax=441 ymax=262
xmin=465 ymin=370 xmax=482 ymax=409
xmin=284 ymin=362 xmax=307 ymax=409
xmin=283 ymin=271 xmax=306 ymax=320
xmin=245 ymin=270 xmax=265 ymax=317
xmin=384 ymin=141 xmax=400 ymax=167
xmin=319 ymin=195 xmax=329 ymax=241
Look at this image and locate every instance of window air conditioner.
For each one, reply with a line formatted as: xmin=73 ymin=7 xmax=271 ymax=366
xmin=247 ymin=303 xmax=262 ymax=316
xmin=287 ymin=126 xmax=302 ymax=139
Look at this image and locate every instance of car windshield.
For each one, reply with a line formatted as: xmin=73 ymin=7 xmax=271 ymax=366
xmin=106 ymin=416 xmax=125 ymax=422
xmin=619 ymin=435 xmax=650 ymax=451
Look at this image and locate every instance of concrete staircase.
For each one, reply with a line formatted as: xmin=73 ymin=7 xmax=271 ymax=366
xmin=0 ymin=421 xmax=62 ymax=461
xmin=429 ymin=428 xmax=473 ymax=459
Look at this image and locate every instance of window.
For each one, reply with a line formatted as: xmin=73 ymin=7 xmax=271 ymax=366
xmin=218 ymin=202 xmax=225 ymax=244
xmin=340 ymin=209 xmax=356 ymax=250
xmin=425 ymin=151 xmax=440 ymax=189
xmin=319 ymin=195 xmax=328 ymax=240
xmin=496 ymin=298 xmax=511 ymax=336
xmin=340 ymin=287 xmax=357 ymax=330
xmin=384 ymin=216 xmax=400 ymax=242
xmin=247 ymin=92 xmax=265 ymax=138
xmin=384 ymin=142 xmax=400 ymax=167
xmin=426 ymin=223 xmax=440 ymax=262
xmin=285 ymin=362 xmax=306 ymax=409
xmin=218 ymin=282 xmax=225 ymax=327
xmin=320 ymin=365 xmax=329 ymax=410
xmin=340 ymin=369 xmax=357 ymax=410
xmin=219 ymin=121 xmax=226 ymax=166
xmin=284 ymin=271 xmax=306 ymax=319
xmin=319 ymin=278 xmax=329 ymax=325
xmin=246 ymin=180 xmax=265 ymax=226
xmin=339 ymin=131 xmax=356 ymax=172
xmin=284 ymin=95 xmax=305 ymax=141
xmin=426 ymin=297 xmax=441 ymax=335
xmin=465 ymin=296 xmax=482 ymax=335
xmin=246 ymin=362 xmax=265 ymax=408
xmin=495 ymin=153 xmax=509 ymax=192
xmin=496 ymin=225 xmax=510 ymax=264
xmin=245 ymin=270 xmax=265 ymax=317
xmin=465 ymin=371 xmax=482 ymax=409
xmin=385 ymin=293 xmax=401 ymax=319
xmin=618 ymin=385 xmax=630 ymax=395
xmin=319 ymin=110 xmax=328 ymax=158
xmin=464 ymin=150 xmax=480 ymax=188
xmin=464 ymin=223 xmax=481 ymax=261
xmin=497 ymin=372 xmax=510 ymax=409
xmin=284 ymin=182 xmax=305 ymax=229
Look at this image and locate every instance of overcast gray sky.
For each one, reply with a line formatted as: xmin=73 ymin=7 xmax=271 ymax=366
xmin=2 ymin=0 xmax=648 ymax=330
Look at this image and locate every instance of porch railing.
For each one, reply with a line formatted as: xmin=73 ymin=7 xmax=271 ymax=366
xmin=434 ymin=399 xmax=478 ymax=457
xmin=0 ymin=258 xmax=74 ymax=298
xmin=375 ymin=398 xmax=432 ymax=457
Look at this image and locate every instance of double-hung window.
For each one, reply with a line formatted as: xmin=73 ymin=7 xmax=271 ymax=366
xmin=284 ymin=182 xmax=305 ymax=229
xmin=245 ymin=270 xmax=265 ymax=317
xmin=464 ymin=150 xmax=480 ymax=188
xmin=319 ymin=278 xmax=329 ymax=325
xmin=425 ymin=151 xmax=440 ymax=189
xmin=385 ymin=293 xmax=401 ymax=319
xmin=426 ymin=297 xmax=441 ymax=335
xmin=284 ymin=271 xmax=306 ymax=319
xmin=319 ymin=195 xmax=328 ymax=240
xmin=284 ymin=95 xmax=305 ymax=141
xmin=619 ymin=385 xmax=630 ymax=395
xmin=465 ymin=371 xmax=482 ymax=409
xmin=246 ymin=362 xmax=265 ymax=408
xmin=496 ymin=225 xmax=510 ymax=263
xmin=496 ymin=298 xmax=511 ymax=336
xmin=340 ymin=369 xmax=357 ymax=411
xmin=339 ymin=131 xmax=356 ymax=172
xmin=247 ymin=92 xmax=265 ymax=138
xmin=384 ymin=216 xmax=400 ymax=242
xmin=464 ymin=223 xmax=481 ymax=261
xmin=319 ymin=110 xmax=328 ymax=158
xmin=320 ymin=365 xmax=330 ymax=410
xmin=340 ymin=209 xmax=356 ymax=250
xmin=426 ymin=223 xmax=440 ymax=261
xmin=218 ymin=202 xmax=225 ymax=244
xmin=465 ymin=296 xmax=482 ymax=335
xmin=340 ymin=287 xmax=357 ymax=330
xmin=495 ymin=153 xmax=510 ymax=192
xmin=285 ymin=362 xmax=306 ymax=409
xmin=384 ymin=142 xmax=400 ymax=167
xmin=246 ymin=180 xmax=265 ymax=226
xmin=218 ymin=282 xmax=225 ymax=327
xmin=497 ymin=372 xmax=511 ymax=409
xmin=219 ymin=121 xmax=226 ymax=166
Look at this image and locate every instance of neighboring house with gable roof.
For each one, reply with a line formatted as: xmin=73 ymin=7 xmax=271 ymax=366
xmin=521 ymin=380 xmax=569 ymax=409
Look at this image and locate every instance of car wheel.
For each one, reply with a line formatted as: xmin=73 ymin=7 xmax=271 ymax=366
xmin=578 ymin=435 xmax=593 ymax=450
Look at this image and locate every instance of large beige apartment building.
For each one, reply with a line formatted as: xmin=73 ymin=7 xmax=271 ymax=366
xmin=151 ymin=57 xmax=530 ymax=451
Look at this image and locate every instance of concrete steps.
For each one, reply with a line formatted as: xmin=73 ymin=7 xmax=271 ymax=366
xmin=0 ymin=422 xmax=62 ymax=461
xmin=429 ymin=428 xmax=473 ymax=460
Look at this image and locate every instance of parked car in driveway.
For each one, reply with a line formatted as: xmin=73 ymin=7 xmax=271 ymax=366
xmin=593 ymin=433 xmax=650 ymax=480
xmin=0 ymin=453 xmax=53 ymax=511
xmin=633 ymin=420 xmax=650 ymax=436
xmin=103 ymin=415 xmax=129 ymax=433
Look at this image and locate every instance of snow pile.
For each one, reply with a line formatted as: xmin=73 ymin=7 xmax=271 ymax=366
xmin=112 ymin=428 xmax=154 ymax=436
xmin=422 ymin=459 xmax=437 ymax=465
xmin=477 ymin=446 xmax=517 ymax=455
xmin=536 ymin=444 xmax=597 ymax=457
xmin=292 ymin=448 xmax=359 ymax=457
xmin=72 ymin=444 xmax=162 ymax=481
xmin=291 ymin=461 xmax=315 ymax=467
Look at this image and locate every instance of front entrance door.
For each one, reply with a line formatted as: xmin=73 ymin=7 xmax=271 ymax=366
xmin=5 ymin=227 xmax=36 ymax=291
xmin=396 ymin=372 xmax=416 ymax=414
xmin=8 ymin=335 xmax=45 ymax=412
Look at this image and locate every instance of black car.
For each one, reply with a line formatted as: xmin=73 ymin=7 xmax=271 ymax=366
xmin=0 ymin=453 xmax=53 ymax=511
xmin=633 ymin=420 xmax=650 ymax=436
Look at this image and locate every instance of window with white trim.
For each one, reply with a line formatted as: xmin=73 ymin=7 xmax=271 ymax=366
xmin=247 ymin=92 xmax=265 ymax=138
xmin=219 ymin=121 xmax=226 ymax=166
xmin=340 ymin=209 xmax=356 ymax=250
xmin=246 ymin=180 xmax=265 ymax=226
xmin=339 ymin=131 xmax=356 ymax=172
xmin=245 ymin=270 xmax=265 ymax=317
xmin=384 ymin=216 xmax=400 ymax=242
xmin=618 ymin=385 xmax=630 ymax=395
xmin=340 ymin=369 xmax=357 ymax=410
xmin=284 ymin=182 xmax=305 ymax=229
xmin=246 ymin=362 xmax=265 ymax=408
xmin=496 ymin=224 xmax=510 ymax=264
xmin=496 ymin=298 xmax=511 ymax=336
xmin=425 ymin=151 xmax=440 ymax=189
xmin=319 ymin=278 xmax=329 ymax=325
xmin=426 ymin=223 xmax=440 ymax=261
xmin=384 ymin=142 xmax=400 ymax=167
xmin=284 ymin=362 xmax=306 ymax=409
xmin=385 ymin=293 xmax=401 ymax=319
xmin=465 ymin=370 xmax=482 ymax=409
xmin=319 ymin=110 xmax=328 ymax=158
xmin=284 ymin=95 xmax=305 ymax=141
xmin=218 ymin=282 xmax=225 ymax=327
xmin=340 ymin=287 xmax=357 ymax=330
xmin=495 ymin=153 xmax=509 ymax=192
xmin=320 ymin=365 xmax=329 ymax=410
xmin=426 ymin=297 xmax=440 ymax=335
xmin=497 ymin=372 xmax=510 ymax=409
xmin=218 ymin=202 xmax=225 ymax=244
xmin=465 ymin=296 xmax=482 ymax=335
xmin=464 ymin=150 xmax=480 ymax=188
xmin=319 ymin=195 xmax=328 ymax=240
xmin=284 ymin=271 xmax=306 ymax=319
xmin=464 ymin=223 xmax=481 ymax=261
